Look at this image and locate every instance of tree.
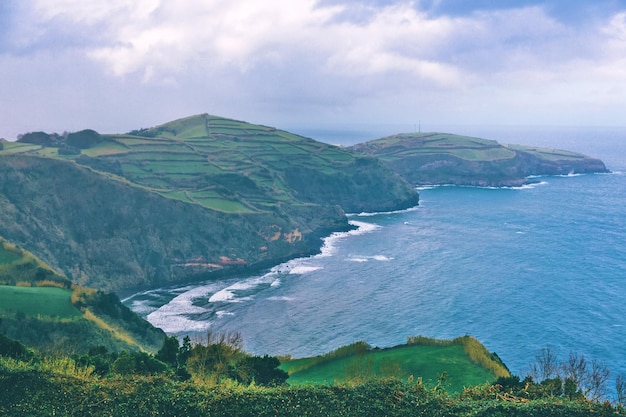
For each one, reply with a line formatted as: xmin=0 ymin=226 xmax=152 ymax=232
xmin=530 ymin=347 xmax=560 ymax=381
xmin=65 ymin=129 xmax=102 ymax=149
xmin=616 ymin=374 xmax=626 ymax=406
xmin=187 ymin=331 xmax=244 ymax=382
xmin=156 ymin=335 xmax=180 ymax=366
xmin=179 ymin=335 xmax=192 ymax=365
xmin=238 ymin=355 xmax=288 ymax=386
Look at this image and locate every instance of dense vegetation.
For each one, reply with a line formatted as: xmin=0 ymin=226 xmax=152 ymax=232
xmin=2 ymin=333 xmax=625 ymax=416
xmin=350 ymin=132 xmax=609 ymax=187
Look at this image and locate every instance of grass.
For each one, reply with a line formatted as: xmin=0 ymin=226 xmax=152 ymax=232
xmin=280 ymin=336 xmax=509 ymax=394
xmin=0 ymin=238 xmax=71 ymax=288
xmin=507 ymin=144 xmax=585 ymax=161
xmin=2 ymin=113 xmax=418 ymax=218
xmin=362 ymin=133 xmax=517 ymax=162
xmin=0 ymin=245 xmax=21 ymax=265
xmin=0 ymin=142 xmax=42 ymax=154
xmin=0 ymin=286 xmax=81 ymax=318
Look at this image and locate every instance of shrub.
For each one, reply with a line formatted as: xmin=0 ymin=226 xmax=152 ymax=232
xmin=65 ymin=129 xmax=102 ymax=149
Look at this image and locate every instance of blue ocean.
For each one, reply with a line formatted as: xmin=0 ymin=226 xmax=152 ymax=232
xmin=124 ymin=126 xmax=626 ymax=385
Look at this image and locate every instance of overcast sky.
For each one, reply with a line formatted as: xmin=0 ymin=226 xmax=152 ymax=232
xmin=1 ymin=0 xmax=626 ymax=140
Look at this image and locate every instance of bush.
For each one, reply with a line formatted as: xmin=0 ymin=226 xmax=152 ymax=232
xmin=0 ymin=333 xmax=35 ymax=361
xmin=65 ymin=129 xmax=102 ymax=149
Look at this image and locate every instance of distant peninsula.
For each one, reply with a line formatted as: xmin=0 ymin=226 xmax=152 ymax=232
xmin=350 ymin=132 xmax=609 ymax=187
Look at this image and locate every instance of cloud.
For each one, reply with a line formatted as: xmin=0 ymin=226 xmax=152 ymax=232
xmin=2 ymin=0 xmax=626 ymax=139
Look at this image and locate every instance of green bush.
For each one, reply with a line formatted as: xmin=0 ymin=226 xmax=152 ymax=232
xmin=65 ymin=129 xmax=102 ymax=149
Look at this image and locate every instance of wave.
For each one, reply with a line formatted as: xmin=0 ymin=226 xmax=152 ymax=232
xmin=288 ymin=265 xmax=323 ymax=274
xmin=267 ymin=296 xmax=295 ymax=301
xmin=133 ymin=219 xmax=383 ymax=333
xmin=208 ymin=275 xmax=272 ymax=303
xmin=513 ymin=181 xmax=548 ymax=190
xmin=348 ymin=206 xmax=419 ymax=217
xmin=347 ymin=255 xmax=392 ymax=263
xmin=146 ymin=282 xmax=225 ymax=333
xmin=317 ymin=220 xmax=380 ymax=257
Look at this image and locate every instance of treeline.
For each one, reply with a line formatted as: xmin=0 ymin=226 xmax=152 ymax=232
xmin=17 ymin=129 xmax=102 ymax=153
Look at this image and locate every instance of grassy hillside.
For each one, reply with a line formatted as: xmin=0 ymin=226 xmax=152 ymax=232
xmin=0 ymin=238 xmax=164 ymax=354
xmin=0 ymin=114 xmax=418 ymax=291
xmin=280 ymin=336 xmax=509 ymax=394
xmin=0 ymin=284 xmax=165 ymax=354
xmin=350 ymin=132 xmax=608 ymax=187
xmin=0 ymin=237 xmax=70 ymax=288
xmin=7 ymin=114 xmax=418 ymax=214
xmin=0 ymin=286 xmax=80 ymax=318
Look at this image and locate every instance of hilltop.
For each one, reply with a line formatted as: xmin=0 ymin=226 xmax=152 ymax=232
xmin=0 ymin=114 xmax=418 ymax=291
xmin=350 ymin=132 xmax=609 ymax=187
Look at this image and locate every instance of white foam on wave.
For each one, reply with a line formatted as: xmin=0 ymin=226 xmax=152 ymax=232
xmin=347 ymin=254 xmax=392 ymax=263
xmin=216 ymin=310 xmax=235 ymax=318
xmin=126 ymin=299 xmax=158 ymax=316
xmin=347 ymin=257 xmax=369 ymax=263
xmin=268 ymin=296 xmax=294 ymax=301
xmin=146 ymin=282 xmax=224 ymax=333
xmin=145 ymin=219 xmax=383 ymax=331
xmin=348 ymin=206 xmax=419 ymax=217
xmin=318 ymin=220 xmax=380 ymax=257
xmin=208 ymin=275 xmax=271 ymax=303
xmin=289 ymin=265 xmax=323 ymax=274
xmin=514 ymin=181 xmax=548 ymax=190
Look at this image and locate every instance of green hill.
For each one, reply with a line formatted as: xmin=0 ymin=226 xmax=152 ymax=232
xmin=0 ymin=239 xmax=164 ymax=354
xmin=350 ymin=132 xmax=609 ymax=187
xmin=0 ymin=114 xmax=418 ymax=291
xmin=280 ymin=336 xmax=509 ymax=394
xmin=0 ymin=281 xmax=164 ymax=354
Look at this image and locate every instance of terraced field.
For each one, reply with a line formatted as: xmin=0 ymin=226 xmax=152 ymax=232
xmin=351 ymin=133 xmax=517 ymax=162
xmin=351 ymin=132 xmax=607 ymax=186
xmin=4 ymin=114 xmax=378 ymax=214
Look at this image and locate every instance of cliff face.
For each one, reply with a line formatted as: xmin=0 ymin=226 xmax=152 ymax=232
xmin=351 ymin=133 xmax=609 ymax=187
xmin=0 ymin=155 xmax=346 ymax=291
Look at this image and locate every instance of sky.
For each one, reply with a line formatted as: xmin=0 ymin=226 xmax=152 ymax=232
xmin=1 ymin=0 xmax=626 ymax=140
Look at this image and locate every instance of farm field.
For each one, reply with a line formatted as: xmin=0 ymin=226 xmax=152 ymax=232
xmin=3 ymin=114 xmax=378 ymax=214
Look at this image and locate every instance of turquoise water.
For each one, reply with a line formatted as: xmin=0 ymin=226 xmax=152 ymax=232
xmin=124 ymin=128 xmax=626 ymax=385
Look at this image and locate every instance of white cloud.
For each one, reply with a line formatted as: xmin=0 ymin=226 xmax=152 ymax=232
xmin=2 ymin=0 xmax=626 ymax=138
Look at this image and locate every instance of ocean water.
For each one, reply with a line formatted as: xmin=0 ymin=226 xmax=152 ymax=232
xmin=123 ymin=126 xmax=626 ymax=386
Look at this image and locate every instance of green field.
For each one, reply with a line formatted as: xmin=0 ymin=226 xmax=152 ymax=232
xmin=280 ymin=337 xmax=509 ymax=394
xmin=507 ymin=144 xmax=586 ymax=161
xmin=4 ymin=114 xmax=375 ymax=214
xmin=0 ymin=286 xmax=81 ymax=318
xmin=0 ymin=245 xmax=21 ymax=264
xmin=356 ymin=133 xmax=517 ymax=162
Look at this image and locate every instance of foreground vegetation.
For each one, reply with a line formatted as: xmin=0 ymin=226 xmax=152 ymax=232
xmin=1 ymin=333 xmax=625 ymax=416
xmin=0 ymin=243 xmax=164 ymax=354
xmin=280 ymin=336 xmax=509 ymax=393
